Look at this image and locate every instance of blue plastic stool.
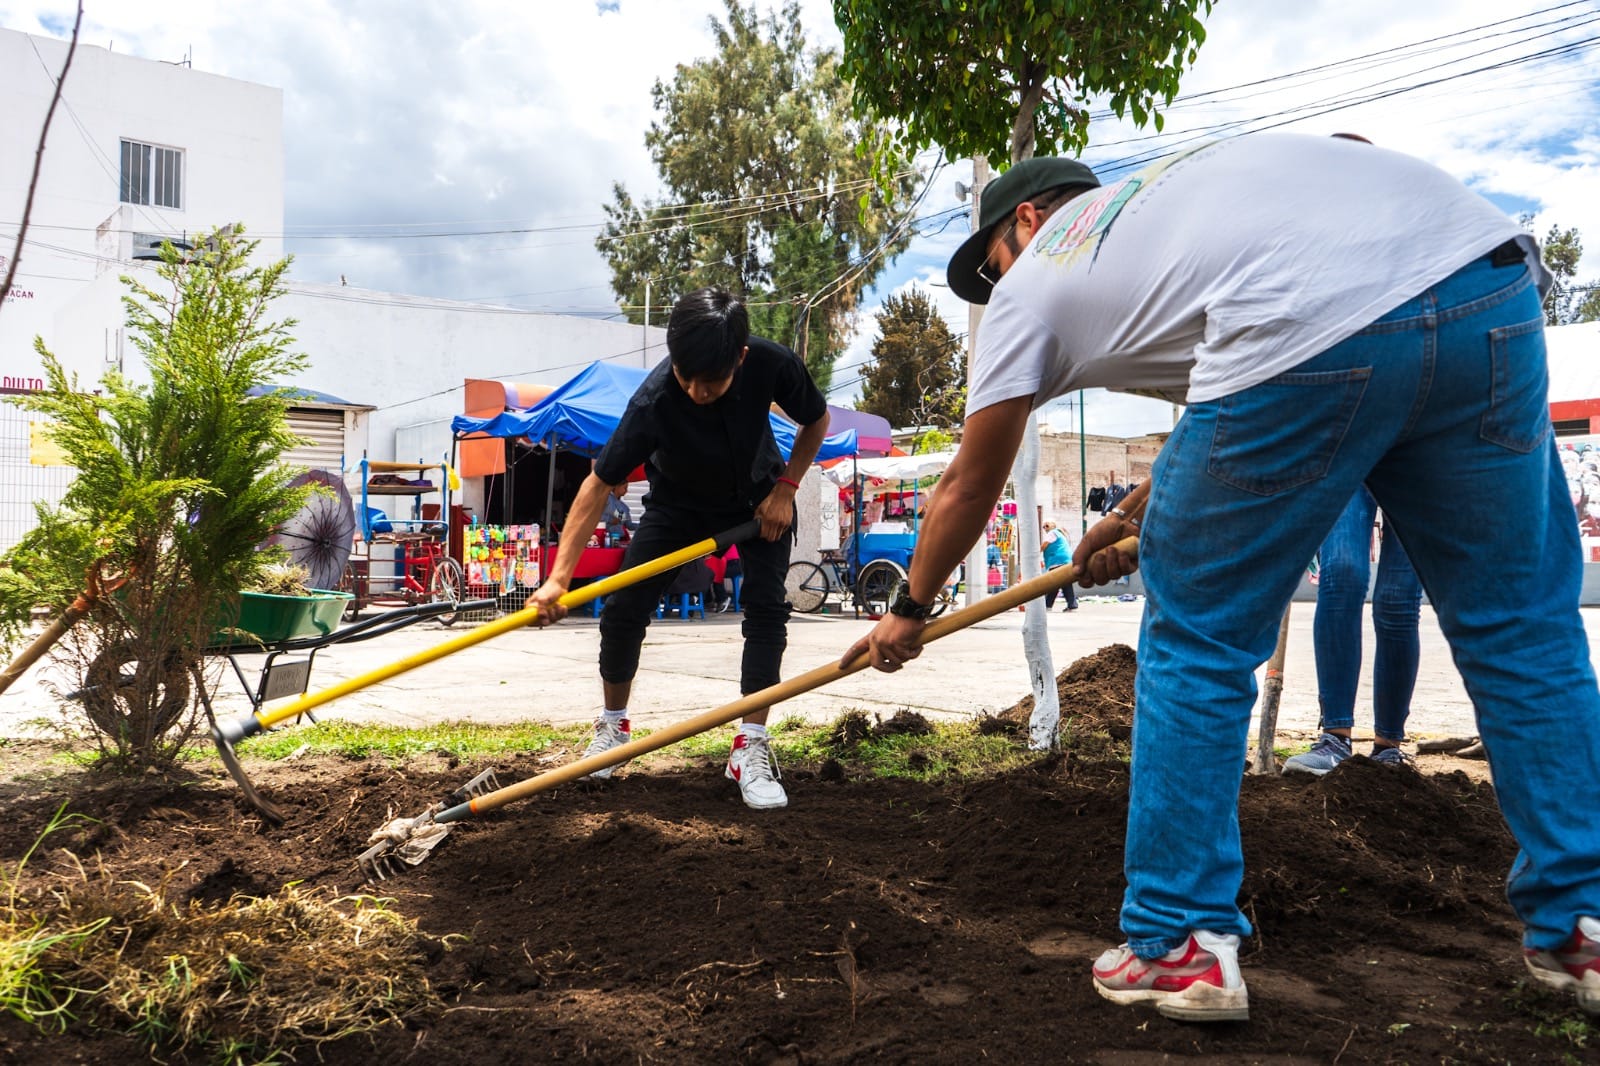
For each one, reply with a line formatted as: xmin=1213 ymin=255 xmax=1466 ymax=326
xmin=655 ymin=593 xmax=704 ymax=620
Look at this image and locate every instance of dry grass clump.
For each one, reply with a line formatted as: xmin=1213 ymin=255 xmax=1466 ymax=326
xmin=0 ymin=807 xmax=106 ymax=1031
xmin=32 ymin=873 xmax=440 ymax=1059
xmin=246 ymin=562 xmax=313 ymax=597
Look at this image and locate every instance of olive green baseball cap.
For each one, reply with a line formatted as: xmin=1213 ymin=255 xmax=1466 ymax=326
xmin=946 ymin=157 xmax=1100 ymax=304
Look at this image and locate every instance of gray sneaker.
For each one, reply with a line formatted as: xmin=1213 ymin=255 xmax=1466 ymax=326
xmin=1370 ymin=744 xmax=1411 ymax=767
xmin=581 ymin=716 xmax=631 ymax=779
xmin=1282 ymin=732 xmax=1352 ymax=776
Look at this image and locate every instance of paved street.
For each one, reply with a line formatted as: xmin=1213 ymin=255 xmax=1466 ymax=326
xmin=7 ymin=595 xmax=1598 ymax=750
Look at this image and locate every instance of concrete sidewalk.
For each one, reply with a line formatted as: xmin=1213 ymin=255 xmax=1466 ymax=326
xmin=7 ymin=595 xmax=1593 ymax=749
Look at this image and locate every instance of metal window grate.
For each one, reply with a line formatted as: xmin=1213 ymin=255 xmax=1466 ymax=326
xmin=119 ymin=139 xmax=183 ymax=209
xmin=0 ymin=403 xmax=74 ymax=553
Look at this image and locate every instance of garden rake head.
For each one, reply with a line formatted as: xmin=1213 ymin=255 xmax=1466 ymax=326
xmin=357 ymin=768 xmax=502 ymax=881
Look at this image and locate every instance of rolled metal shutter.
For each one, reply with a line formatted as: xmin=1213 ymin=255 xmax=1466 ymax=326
xmin=283 ymin=407 xmax=346 ymax=473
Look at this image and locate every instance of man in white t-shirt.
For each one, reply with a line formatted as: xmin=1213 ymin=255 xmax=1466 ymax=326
xmin=842 ymin=135 xmax=1600 ymax=1023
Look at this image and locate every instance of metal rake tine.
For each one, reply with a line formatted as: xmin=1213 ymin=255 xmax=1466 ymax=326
xmin=449 ymin=768 xmax=501 ymax=803
xmin=355 ymin=769 xmax=500 ymax=881
xmin=356 ymin=841 xmax=404 ymax=881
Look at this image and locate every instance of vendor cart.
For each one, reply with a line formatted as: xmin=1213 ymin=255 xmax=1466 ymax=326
xmin=345 ymin=456 xmax=469 ymax=622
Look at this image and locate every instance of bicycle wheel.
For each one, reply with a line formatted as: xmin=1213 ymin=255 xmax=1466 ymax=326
xmin=428 ymin=555 xmax=468 ymax=625
xmin=929 ymin=586 xmax=955 ymax=618
xmin=855 ymin=559 xmax=905 ymax=619
xmin=784 ymin=561 xmax=828 ymax=613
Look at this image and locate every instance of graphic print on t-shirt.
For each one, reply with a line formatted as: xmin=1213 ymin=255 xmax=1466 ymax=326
xmin=1035 ymin=149 xmax=1199 ymax=269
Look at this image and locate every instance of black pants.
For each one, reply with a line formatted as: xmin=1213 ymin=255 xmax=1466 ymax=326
xmin=598 ymin=504 xmax=792 ymax=694
xmin=1044 ymin=565 xmax=1078 ymax=609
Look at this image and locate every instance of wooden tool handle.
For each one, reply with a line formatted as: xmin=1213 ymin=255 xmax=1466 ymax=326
xmin=439 ymin=535 xmax=1141 ymax=822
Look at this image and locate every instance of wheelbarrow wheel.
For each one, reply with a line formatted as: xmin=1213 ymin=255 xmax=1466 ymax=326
xmin=855 ymin=559 xmax=905 ymax=620
xmin=82 ymin=640 xmax=192 ymax=742
xmin=429 ymin=556 xmax=468 ymax=626
xmin=338 ymin=560 xmax=366 ymax=621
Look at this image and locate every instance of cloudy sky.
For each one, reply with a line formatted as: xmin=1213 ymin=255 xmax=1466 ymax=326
xmin=4 ymin=0 xmax=1599 ymax=435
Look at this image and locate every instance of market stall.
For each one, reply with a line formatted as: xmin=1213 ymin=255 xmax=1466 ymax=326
xmin=450 ymin=360 xmax=862 ymax=603
xmin=817 ymin=451 xmax=962 ymax=611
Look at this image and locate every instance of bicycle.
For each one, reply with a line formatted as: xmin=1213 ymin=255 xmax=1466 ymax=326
xmin=785 ymin=550 xmax=955 ymax=618
xmin=784 ymin=549 xmax=852 ymax=614
xmin=345 ymin=532 xmax=468 ymax=625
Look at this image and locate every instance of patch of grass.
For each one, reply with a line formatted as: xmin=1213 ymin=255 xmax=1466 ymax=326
xmin=1506 ymin=979 xmax=1597 ymax=1049
xmin=45 ymin=881 xmax=440 ymax=1061
xmin=5 ymin=804 xmax=440 ymax=1060
xmin=671 ymin=713 xmax=1039 ymax=782
xmin=189 ymin=710 xmax=1052 ymax=785
xmin=227 ymin=719 xmax=578 ymax=761
xmin=1 ymin=805 xmax=109 ymax=1031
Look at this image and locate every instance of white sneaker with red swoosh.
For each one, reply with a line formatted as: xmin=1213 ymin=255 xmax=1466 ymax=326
xmin=1092 ymin=930 xmax=1249 ymax=1021
xmin=725 ymin=733 xmax=787 ymax=809
xmin=1524 ymin=916 xmax=1600 ymax=1015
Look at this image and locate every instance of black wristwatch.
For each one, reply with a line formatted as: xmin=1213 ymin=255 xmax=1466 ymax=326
xmin=888 ymin=583 xmax=935 ymax=620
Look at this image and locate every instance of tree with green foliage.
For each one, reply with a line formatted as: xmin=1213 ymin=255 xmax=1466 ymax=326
xmin=858 ymin=288 xmax=965 ymax=431
xmin=597 ymin=0 xmax=919 ymax=389
xmin=0 ymin=227 xmax=311 ymax=766
xmin=832 ymin=0 xmax=1214 ymax=749
xmin=1533 ymin=222 xmax=1600 ymax=326
xmin=834 ymin=0 xmax=1212 ymax=168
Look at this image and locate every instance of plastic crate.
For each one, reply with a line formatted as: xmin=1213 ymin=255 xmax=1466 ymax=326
xmin=211 ymin=589 xmax=353 ymax=646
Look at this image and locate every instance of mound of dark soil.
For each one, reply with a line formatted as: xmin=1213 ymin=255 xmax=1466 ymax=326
xmin=0 ymin=715 xmax=1581 ymax=1065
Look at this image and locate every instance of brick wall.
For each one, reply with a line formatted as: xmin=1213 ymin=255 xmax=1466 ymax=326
xmin=1037 ymin=430 xmax=1169 ymax=534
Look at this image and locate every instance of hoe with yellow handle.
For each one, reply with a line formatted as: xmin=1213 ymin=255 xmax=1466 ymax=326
xmin=357 ymin=535 xmax=1141 ymax=880
xmin=211 ymin=520 xmax=761 ymax=824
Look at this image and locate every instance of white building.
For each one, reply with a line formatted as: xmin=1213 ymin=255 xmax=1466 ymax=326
xmin=1 ymin=28 xmax=285 ymax=384
xmin=1 ymin=26 xmax=664 ymax=549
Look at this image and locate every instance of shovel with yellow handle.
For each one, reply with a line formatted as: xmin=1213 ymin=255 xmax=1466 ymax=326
xmin=210 ymin=521 xmax=760 ymax=824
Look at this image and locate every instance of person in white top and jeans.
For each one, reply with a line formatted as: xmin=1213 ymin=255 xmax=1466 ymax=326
xmin=843 ymin=135 xmax=1600 ymax=1023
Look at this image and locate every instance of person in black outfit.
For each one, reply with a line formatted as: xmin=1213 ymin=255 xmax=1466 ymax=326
xmin=529 ymin=288 xmax=830 ymax=809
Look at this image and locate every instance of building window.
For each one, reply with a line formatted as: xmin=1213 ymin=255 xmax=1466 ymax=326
xmin=119 ymin=140 xmax=183 ymax=209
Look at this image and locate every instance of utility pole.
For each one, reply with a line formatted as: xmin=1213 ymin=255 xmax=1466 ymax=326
xmin=642 ymin=275 xmax=651 ymax=367
xmin=963 ymin=157 xmax=990 ymax=609
xmin=793 ymin=294 xmax=811 ymax=368
xmin=1079 ymin=389 xmax=1088 ymax=536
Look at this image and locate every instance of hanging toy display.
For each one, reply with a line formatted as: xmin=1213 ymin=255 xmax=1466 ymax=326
xmin=464 ymin=523 xmax=540 ymax=594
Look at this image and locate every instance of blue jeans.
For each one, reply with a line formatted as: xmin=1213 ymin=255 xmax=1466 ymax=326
xmin=1124 ymin=255 xmax=1600 ymax=956
xmin=1313 ymin=486 xmax=1422 ymax=741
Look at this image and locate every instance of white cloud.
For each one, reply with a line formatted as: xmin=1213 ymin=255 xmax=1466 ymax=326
xmin=6 ymin=0 xmax=1597 ymax=437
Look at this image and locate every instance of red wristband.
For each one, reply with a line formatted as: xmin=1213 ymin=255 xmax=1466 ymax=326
xmin=777 ymin=476 xmax=800 ymax=490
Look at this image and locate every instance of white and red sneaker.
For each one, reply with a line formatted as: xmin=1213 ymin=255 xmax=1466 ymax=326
xmin=1092 ymin=930 xmax=1249 ymax=1021
xmin=1525 ymin=916 xmax=1600 ymax=1015
xmin=725 ymin=733 xmax=787 ymax=809
xmin=580 ymin=716 xmax=631 ymax=780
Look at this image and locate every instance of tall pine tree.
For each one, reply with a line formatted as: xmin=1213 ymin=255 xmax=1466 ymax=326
xmin=597 ymin=0 xmax=918 ymax=390
xmin=858 ymin=289 xmax=964 ymax=430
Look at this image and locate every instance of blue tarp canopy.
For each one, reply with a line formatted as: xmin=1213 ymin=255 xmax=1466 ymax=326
xmin=451 ymin=360 xmax=859 ymax=461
